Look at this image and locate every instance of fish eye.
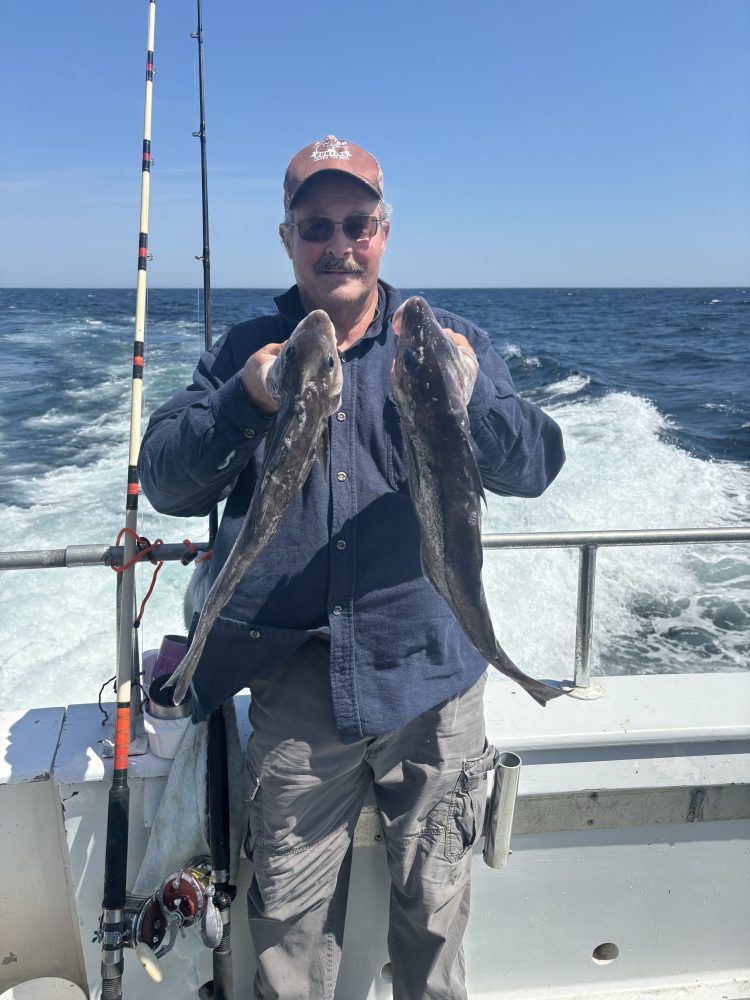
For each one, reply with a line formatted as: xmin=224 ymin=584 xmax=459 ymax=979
xmin=403 ymin=349 xmax=419 ymax=372
xmin=327 ymin=354 xmax=335 ymax=369
xmin=285 ymin=344 xmax=295 ymax=361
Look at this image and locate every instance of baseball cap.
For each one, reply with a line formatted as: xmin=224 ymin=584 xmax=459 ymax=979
xmin=283 ymin=135 xmax=384 ymax=211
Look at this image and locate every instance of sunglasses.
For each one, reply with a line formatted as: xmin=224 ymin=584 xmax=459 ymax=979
xmin=290 ymin=214 xmax=382 ymax=242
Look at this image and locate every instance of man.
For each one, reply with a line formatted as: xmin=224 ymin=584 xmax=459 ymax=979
xmin=138 ymin=134 xmax=565 ymax=999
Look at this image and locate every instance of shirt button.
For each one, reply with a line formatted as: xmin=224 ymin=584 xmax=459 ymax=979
xmin=332 ymin=605 xmax=343 ymax=616
xmin=336 ymin=471 xmax=347 ymax=482
xmin=336 ymin=412 xmax=346 ymax=422
xmin=243 ymin=428 xmax=256 ymax=439
xmin=336 ymin=540 xmax=346 ymax=550
xmin=249 ymin=628 xmax=261 ymax=639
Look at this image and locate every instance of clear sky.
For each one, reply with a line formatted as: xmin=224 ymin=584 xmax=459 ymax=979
xmin=1 ymin=0 xmax=748 ymax=288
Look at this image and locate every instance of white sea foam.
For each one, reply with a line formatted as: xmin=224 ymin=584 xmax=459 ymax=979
xmin=22 ymin=409 xmax=82 ymax=429
xmin=0 ymin=390 xmax=747 ymax=712
xmin=482 ymin=391 xmax=749 ymax=686
xmin=500 ymin=343 xmax=541 ymax=368
xmin=699 ymin=402 xmax=735 ymax=412
xmin=544 ymin=373 xmax=591 ymax=397
xmin=0 ymin=449 xmax=205 ymax=712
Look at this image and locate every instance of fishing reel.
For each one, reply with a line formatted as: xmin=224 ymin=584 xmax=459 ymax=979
xmin=96 ymin=856 xmax=223 ymax=981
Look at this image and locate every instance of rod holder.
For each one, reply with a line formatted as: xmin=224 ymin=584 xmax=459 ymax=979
xmin=483 ymin=751 xmax=522 ymax=870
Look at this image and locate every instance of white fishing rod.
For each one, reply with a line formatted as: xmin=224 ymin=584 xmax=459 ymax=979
xmin=98 ymin=3 xmax=156 ymax=997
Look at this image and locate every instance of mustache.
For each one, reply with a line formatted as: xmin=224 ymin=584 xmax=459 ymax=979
xmin=315 ymin=256 xmax=365 ymax=275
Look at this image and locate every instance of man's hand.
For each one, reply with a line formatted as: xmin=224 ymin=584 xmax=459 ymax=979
xmin=391 ymin=318 xmax=479 ymax=404
xmin=240 ymin=342 xmax=285 ymax=414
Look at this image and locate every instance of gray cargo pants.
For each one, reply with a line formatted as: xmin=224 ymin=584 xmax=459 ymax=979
xmin=243 ymin=638 xmax=496 ymax=1000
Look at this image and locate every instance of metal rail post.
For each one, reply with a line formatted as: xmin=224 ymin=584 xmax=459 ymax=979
xmin=574 ymin=545 xmax=597 ymax=690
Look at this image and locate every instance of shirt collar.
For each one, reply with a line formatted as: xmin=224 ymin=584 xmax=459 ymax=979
xmin=274 ymin=280 xmax=402 ymax=342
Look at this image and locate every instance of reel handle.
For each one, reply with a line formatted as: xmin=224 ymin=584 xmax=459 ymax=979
xmin=135 ymin=942 xmax=164 ymax=983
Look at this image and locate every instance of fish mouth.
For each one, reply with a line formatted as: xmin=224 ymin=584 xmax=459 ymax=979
xmin=393 ymin=295 xmax=429 ymax=337
xmin=304 ymin=309 xmax=337 ymax=339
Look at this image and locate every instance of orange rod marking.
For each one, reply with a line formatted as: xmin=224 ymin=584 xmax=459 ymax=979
xmin=114 ymin=707 xmax=130 ymax=770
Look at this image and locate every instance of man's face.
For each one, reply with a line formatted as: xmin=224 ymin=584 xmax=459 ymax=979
xmin=280 ymin=173 xmax=389 ymax=316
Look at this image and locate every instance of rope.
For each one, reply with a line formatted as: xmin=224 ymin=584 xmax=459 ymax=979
xmin=181 ymin=537 xmax=212 ymax=565
xmin=112 ymin=527 xmax=163 ymax=627
xmin=111 ymin=529 xmax=211 ymax=627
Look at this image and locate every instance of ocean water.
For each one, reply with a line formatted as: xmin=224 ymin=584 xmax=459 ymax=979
xmin=0 ymin=287 xmax=748 ymax=712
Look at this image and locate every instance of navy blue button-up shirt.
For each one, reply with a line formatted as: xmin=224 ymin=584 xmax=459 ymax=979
xmin=138 ymin=281 xmax=565 ymax=742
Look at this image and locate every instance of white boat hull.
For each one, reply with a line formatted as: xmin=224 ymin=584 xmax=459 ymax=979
xmin=2 ymin=673 xmax=749 ymax=999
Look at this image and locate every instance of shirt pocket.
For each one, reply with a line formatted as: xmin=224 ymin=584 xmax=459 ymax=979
xmin=384 ymin=393 xmax=410 ymax=492
xmin=444 ymin=742 xmax=499 ymax=863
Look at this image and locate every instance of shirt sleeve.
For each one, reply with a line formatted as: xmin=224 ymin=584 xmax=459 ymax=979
xmin=137 ymin=329 xmax=274 ymax=517
xmin=436 ymin=310 xmax=566 ymax=498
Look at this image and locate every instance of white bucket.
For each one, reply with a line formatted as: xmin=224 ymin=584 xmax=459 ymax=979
xmin=143 ymin=708 xmax=191 ymax=759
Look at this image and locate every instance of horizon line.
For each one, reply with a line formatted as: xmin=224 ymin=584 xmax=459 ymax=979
xmin=2 ymin=284 xmax=747 ymax=292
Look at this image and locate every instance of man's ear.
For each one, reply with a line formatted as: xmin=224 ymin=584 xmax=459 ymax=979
xmin=279 ymin=224 xmax=293 ymax=259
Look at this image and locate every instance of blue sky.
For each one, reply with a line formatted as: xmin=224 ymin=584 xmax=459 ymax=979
xmin=1 ymin=0 xmax=748 ymax=288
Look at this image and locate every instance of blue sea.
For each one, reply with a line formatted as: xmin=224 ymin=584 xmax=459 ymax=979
xmin=0 ymin=287 xmax=748 ymax=712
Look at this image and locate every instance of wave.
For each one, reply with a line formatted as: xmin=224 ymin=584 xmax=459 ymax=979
xmin=481 ymin=391 xmax=749 ymax=685
xmin=544 ymin=373 xmax=592 ymax=397
xmin=0 ymin=388 xmax=747 ymax=712
xmin=22 ymin=409 xmax=82 ymax=430
xmin=500 ymin=343 xmax=541 ymax=369
xmin=699 ymin=402 xmax=737 ymax=413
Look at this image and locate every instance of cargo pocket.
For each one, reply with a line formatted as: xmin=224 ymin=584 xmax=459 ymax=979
xmin=243 ymin=759 xmax=263 ymax=866
xmin=445 ymin=743 xmax=499 ymax=863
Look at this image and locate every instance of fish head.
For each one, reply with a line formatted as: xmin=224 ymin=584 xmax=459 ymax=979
xmin=267 ymin=309 xmax=343 ymax=412
xmin=392 ymin=295 xmax=465 ymax=414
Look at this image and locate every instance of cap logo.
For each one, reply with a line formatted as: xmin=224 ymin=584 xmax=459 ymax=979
xmin=311 ymin=135 xmax=352 ymax=162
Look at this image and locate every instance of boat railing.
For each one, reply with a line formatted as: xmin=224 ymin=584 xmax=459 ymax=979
xmin=482 ymin=527 xmax=750 ymax=692
xmin=1 ymin=526 xmax=748 ymax=694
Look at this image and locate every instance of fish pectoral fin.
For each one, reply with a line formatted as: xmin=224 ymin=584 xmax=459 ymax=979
xmin=315 ymin=424 xmax=330 ymax=479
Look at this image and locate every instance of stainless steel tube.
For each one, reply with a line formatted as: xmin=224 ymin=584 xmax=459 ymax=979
xmin=574 ymin=545 xmax=597 ymax=689
xmin=483 ymin=751 xmax=522 ymax=870
xmin=0 ymin=542 xmax=209 ymax=571
xmin=482 ymin=526 xmax=750 ymax=549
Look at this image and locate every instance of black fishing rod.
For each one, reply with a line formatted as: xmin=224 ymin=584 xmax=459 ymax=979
xmin=192 ymin=0 xmax=218 ymax=547
xmin=98 ymin=3 xmax=156 ymax=998
xmin=191 ymin=4 xmax=236 ymax=998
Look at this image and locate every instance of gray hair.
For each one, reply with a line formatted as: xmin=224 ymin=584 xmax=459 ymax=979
xmin=282 ymin=200 xmax=392 ymax=231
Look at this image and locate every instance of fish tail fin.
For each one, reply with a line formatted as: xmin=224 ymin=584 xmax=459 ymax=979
xmin=491 ymin=643 xmax=568 ymax=707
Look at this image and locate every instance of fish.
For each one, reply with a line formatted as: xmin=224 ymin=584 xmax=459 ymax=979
xmin=167 ymin=309 xmax=343 ymax=705
xmin=391 ymin=295 xmax=568 ymax=707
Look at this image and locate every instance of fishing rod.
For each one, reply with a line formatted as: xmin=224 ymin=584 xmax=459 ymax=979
xmin=98 ymin=2 xmax=156 ymax=998
xmin=95 ymin=4 xmax=233 ymax=995
xmin=192 ymin=0 xmax=218 ymax=547
xmin=192 ymin=4 xmax=236 ymax=997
